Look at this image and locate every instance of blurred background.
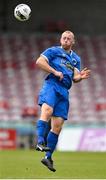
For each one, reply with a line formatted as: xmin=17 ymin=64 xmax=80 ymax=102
xmin=0 ymin=0 xmax=106 ymax=151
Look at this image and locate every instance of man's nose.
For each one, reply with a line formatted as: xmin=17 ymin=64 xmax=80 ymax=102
xmin=65 ymin=39 xmax=67 ymax=42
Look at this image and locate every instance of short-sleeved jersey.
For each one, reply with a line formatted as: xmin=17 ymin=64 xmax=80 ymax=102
xmin=41 ymin=46 xmax=81 ymax=89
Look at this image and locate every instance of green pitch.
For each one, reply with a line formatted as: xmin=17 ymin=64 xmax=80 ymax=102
xmin=0 ymin=150 xmax=106 ymax=179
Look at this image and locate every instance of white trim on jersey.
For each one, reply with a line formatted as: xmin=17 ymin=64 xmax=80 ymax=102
xmin=41 ymin=54 xmax=49 ymax=62
xmin=75 ymin=67 xmax=80 ymax=72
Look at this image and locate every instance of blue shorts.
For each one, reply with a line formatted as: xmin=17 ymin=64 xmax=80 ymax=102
xmin=38 ymin=80 xmax=69 ymax=120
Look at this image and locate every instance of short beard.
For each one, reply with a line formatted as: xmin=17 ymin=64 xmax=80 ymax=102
xmin=62 ymin=44 xmax=72 ymax=51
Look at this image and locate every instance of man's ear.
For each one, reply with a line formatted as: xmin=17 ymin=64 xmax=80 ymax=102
xmin=72 ymin=39 xmax=75 ymax=45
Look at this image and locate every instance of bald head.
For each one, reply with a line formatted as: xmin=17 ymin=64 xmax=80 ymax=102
xmin=61 ymin=30 xmax=75 ymax=39
xmin=60 ymin=30 xmax=75 ymax=52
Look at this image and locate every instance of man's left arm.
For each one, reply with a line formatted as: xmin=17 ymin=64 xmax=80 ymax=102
xmin=73 ymin=67 xmax=91 ymax=83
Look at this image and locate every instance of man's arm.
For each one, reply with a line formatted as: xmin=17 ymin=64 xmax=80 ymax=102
xmin=73 ymin=67 xmax=91 ymax=83
xmin=36 ymin=56 xmax=63 ymax=80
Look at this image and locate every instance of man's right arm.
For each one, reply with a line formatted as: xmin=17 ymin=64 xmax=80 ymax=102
xmin=36 ymin=56 xmax=63 ymax=80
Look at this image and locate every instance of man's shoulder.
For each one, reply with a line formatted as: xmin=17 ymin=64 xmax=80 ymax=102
xmin=45 ymin=46 xmax=58 ymax=52
xmin=72 ymin=51 xmax=81 ymax=62
xmin=49 ymin=46 xmax=60 ymax=51
xmin=46 ymin=46 xmax=61 ymax=54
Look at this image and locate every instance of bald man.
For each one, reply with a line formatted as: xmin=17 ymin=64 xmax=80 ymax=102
xmin=35 ymin=30 xmax=90 ymax=172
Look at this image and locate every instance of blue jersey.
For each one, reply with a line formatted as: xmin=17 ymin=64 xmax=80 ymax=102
xmin=41 ymin=46 xmax=81 ymax=89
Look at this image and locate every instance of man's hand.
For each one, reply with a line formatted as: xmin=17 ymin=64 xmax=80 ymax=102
xmin=36 ymin=56 xmax=64 ymax=81
xmin=73 ymin=67 xmax=91 ymax=83
xmin=54 ymin=71 xmax=64 ymax=81
xmin=81 ymin=68 xmax=91 ymax=79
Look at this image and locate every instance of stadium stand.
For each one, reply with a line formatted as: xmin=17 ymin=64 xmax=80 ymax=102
xmin=0 ymin=34 xmax=106 ymax=123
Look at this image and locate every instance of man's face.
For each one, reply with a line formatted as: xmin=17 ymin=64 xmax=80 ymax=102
xmin=60 ymin=32 xmax=75 ymax=50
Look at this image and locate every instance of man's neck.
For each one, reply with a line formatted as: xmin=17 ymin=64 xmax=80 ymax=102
xmin=61 ymin=46 xmax=72 ymax=54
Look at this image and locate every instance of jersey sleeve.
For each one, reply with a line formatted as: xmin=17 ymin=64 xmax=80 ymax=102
xmin=72 ymin=51 xmax=81 ymax=72
xmin=41 ymin=48 xmax=54 ymax=63
xmin=75 ymin=57 xmax=81 ymax=72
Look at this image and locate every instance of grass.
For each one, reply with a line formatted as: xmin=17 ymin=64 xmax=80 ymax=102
xmin=0 ymin=150 xmax=106 ymax=179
